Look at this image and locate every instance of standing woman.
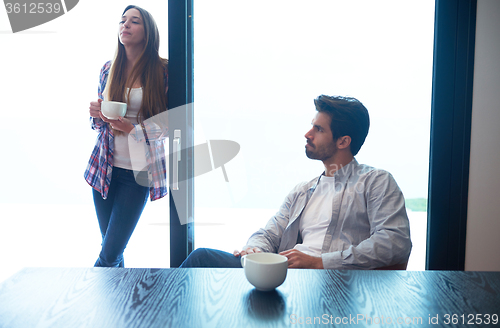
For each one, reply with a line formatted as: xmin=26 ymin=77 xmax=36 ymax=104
xmin=84 ymin=5 xmax=168 ymax=267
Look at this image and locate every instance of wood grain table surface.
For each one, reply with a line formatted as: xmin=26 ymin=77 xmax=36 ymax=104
xmin=0 ymin=268 xmax=499 ymax=328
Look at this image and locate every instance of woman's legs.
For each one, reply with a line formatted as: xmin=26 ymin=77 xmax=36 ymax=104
xmin=93 ymin=168 xmax=149 ymax=267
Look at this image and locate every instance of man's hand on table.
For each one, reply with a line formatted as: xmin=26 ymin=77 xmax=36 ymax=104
xmin=233 ymin=247 xmax=262 ymax=257
xmin=280 ymin=249 xmax=324 ymax=269
xmin=233 ymin=247 xmax=324 ymax=269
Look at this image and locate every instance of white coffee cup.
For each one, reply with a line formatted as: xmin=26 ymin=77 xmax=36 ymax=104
xmin=241 ymin=253 xmax=288 ymax=291
xmin=101 ymin=101 xmax=127 ymax=120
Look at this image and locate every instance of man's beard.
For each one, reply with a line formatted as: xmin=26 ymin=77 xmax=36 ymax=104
xmin=305 ymin=142 xmax=337 ymax=162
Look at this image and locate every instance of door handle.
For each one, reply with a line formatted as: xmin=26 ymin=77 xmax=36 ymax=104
xmin=173 ymin=129 xmax=181 ymax=190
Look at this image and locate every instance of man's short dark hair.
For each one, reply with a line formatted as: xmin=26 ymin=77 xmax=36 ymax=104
xmin=314 ymin=95 xmax=370 ymax=156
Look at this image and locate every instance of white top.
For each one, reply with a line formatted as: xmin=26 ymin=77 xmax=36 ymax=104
xmin=113 ymin=88 xmax=148 ymax=171
xmin=293 ymin=175 xmax=336 ymax=257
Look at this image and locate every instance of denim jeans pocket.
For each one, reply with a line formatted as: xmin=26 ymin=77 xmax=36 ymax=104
xmin=134 ymin=170 xmax=151 ymax=187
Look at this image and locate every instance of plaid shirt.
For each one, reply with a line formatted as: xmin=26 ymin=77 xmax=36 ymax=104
xmin=84 ymin=61 xmax=168 ymax=201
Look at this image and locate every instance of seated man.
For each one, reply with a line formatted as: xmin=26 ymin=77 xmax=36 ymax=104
xmin=181 ymin=95 xmax=411 ymax=269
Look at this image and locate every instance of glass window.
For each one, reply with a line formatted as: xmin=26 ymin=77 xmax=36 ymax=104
xmin=0 ymin=1 xmax=169 ymax=283
xmin=193 ymin=0 xmax=434 ymax=270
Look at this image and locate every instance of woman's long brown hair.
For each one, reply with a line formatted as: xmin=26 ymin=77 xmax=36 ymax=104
xmin=106 ymin=5 xmax=167 ymax=133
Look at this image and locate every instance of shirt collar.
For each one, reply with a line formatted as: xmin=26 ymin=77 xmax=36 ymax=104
xmin=310 ymin=158 xmax=359 ymax=191
xmin=323 ymin=157 xmax=358 ymax=178
xmin=334 ymin=158 xmax=358 ymax=178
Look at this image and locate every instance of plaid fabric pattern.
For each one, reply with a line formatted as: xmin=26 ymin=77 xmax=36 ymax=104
xmin=84 ymin=61 xmax=168 ymax=201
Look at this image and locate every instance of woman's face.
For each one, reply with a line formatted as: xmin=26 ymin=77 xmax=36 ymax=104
xmin=118 ymin=8 xmax=146 ymax=48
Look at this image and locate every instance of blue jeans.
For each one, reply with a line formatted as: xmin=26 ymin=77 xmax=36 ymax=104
xmin=179 ymin=248 xmax=243 ymax=268
xmin=93 ymin=167 xmax=150 ymax=267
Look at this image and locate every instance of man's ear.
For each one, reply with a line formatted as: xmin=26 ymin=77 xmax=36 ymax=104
xmin=337 ymin=136 xmax=351 ymax=150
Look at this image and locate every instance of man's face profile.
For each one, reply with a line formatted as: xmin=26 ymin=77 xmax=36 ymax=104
xmin=304 ymin=112 xmax=337 ymax=162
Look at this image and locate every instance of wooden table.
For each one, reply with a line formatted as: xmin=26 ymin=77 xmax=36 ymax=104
xmin=0 ymin=268 xmax=499 ymax=327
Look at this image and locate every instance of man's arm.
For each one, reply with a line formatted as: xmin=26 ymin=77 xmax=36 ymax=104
xmin=279 ymin=249 xmax=324 ymax=268
xmin=240 ymin=182 xmax=308 ymax=254
xmin=322 ymin=171 xmax=411 ymax=270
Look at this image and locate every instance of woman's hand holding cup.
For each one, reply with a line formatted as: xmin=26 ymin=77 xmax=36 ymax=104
xmin=89 ymin=99 xmax=102 ymax=118
xmin=99 ymin=113 xmax=134 ymax=133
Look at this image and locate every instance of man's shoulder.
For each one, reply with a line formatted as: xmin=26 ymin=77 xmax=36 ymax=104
xmin=289 ymin=176 xmax=320 ymax=194
xmin=351 ymin=162 xmax=403 ymax=195
xmin=353 ymin=162 xmax=393 ymax=180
